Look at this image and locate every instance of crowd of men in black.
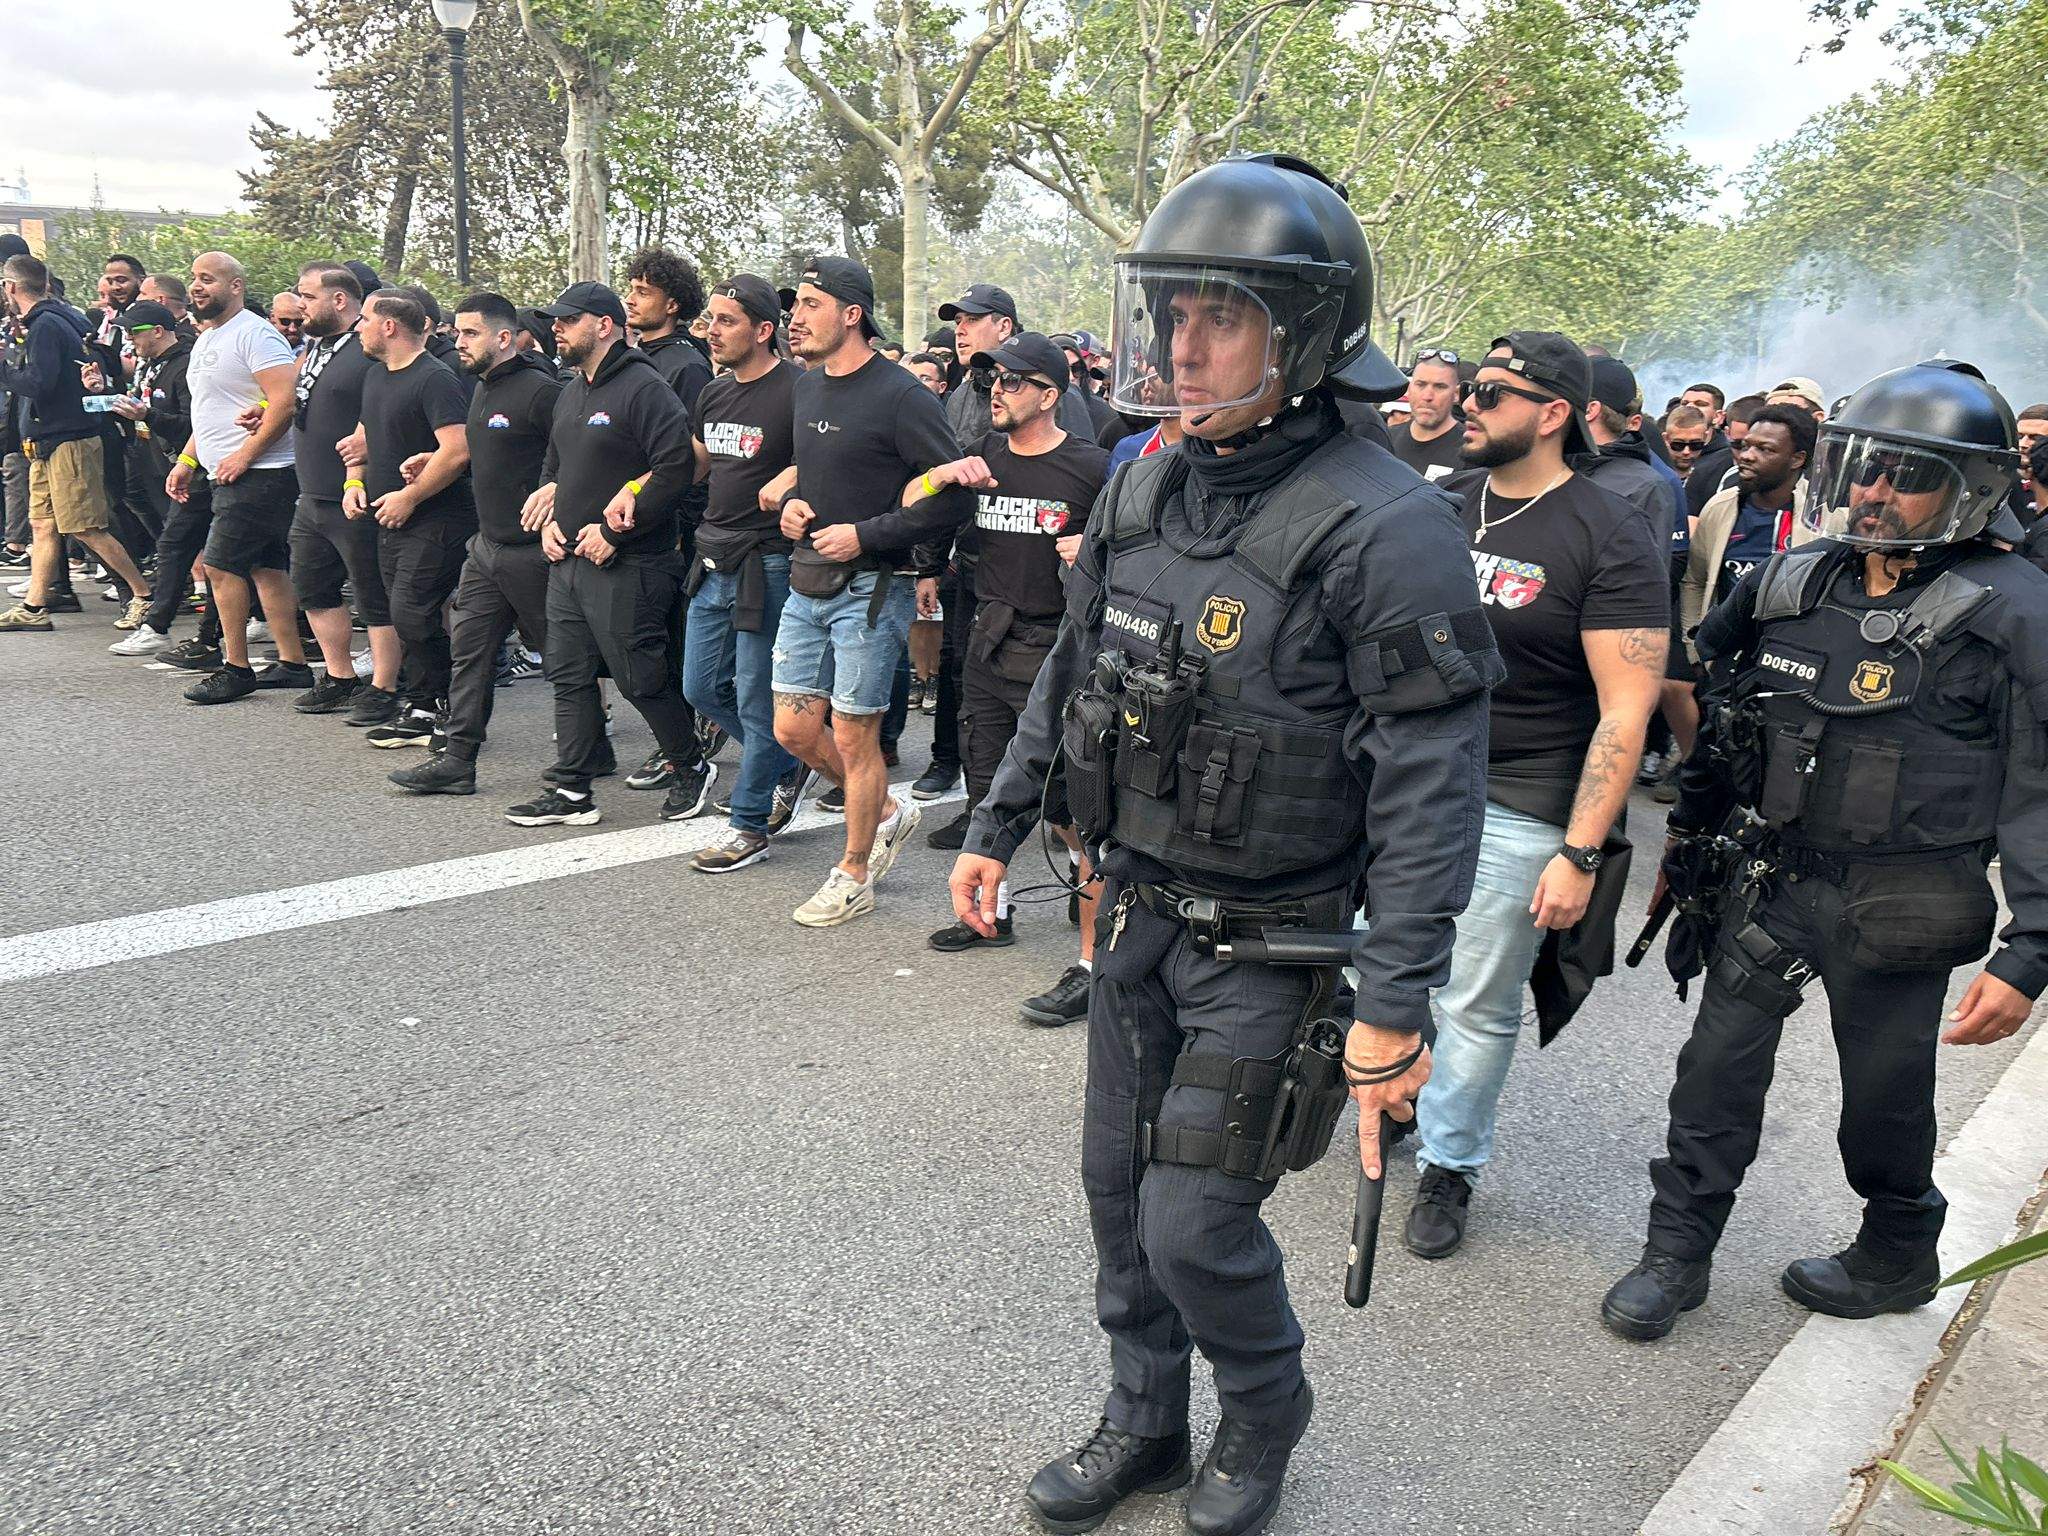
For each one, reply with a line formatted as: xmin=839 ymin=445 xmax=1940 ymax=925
xmin=5 ymin=156 xmax=2048 ymax=1536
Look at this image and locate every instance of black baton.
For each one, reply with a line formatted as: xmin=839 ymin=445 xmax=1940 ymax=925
xmin=1345 ymin=1114 xmax=1394 ymax=1308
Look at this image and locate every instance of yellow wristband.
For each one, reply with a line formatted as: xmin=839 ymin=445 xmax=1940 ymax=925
xmin=625 ymin=478 xmax=644 ymax=495
xmin=256 ymin=398 xmax=267 ymax=408
xmin=177 ymin=452 xmax=200 ymax=470
xmin=920 ymin=471 xmax=939 ymax=497
xmin=343 ymin=478 xmax=365 ymax=492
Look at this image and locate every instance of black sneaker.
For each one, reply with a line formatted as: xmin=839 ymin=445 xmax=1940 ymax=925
xmin=252 ymin=659 xmax=316 ymax=691
xmin=365 ymin=706 xmax=438 ymax=748
xmin=765 ymin=768 xmax=815 ymax=835
xmin=151 ymin=637 xmax=222 ymax=671
xmin=1404 ymin=1164 xmax=1473 ymax=1259
xmin=505 ymin=787 xmax=601 ymax=826
xmin=626 ymin=749 xmax=675 ymax=791
xmin=816 ymin=783 xmax=845 ymax=814
xmin=494 ymin=645 xmax=543 ymax=687
xmin=925 ymin=810 xmax=970 ymax=851
xmin=0 ymin=547 xmax=26 ymax=569
xmin=911 ymin=761 xmax=960 ymax=801
xmin=1025 ymin=1418 xmax=1192 ymax=1536
xmin=184 ymin=665 xmax=257 ymax=706
xmin=344 ymin=685 xmax=400 ymax=728
xmin=1183 ymin=1384 xmax=1313 ymax=1536
xmin=929 ymin=914 xmax=1015 ymax=951
xmin=294 ymin=673 xmax=362 ymax=714
xmin=661 ymin=761 xmax=718 ymax=820
xmin=1780 ymin=1243 xmax=1941 ymax=1319
xmin=43 ymin=591 xmax=82 ymax=613
xmin=695 ymin=717 xmax=729 ymax=763
xmin=1020 ymin=963 xmax=1091 ymax=1027
xmin=1601 ymin=1247 xmax=1712 ymax=1341
xmin=389 ymin=752 xmax=478 ymax=796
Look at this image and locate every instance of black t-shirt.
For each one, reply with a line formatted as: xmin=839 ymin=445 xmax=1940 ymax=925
xmin=969 ymin=429 xmax=1111 ymax=621
xmin=1388 ymin=422 xmax=1465 ymax=483
xmin=293 ymin=329 xmax=374 ymax=502
xmin=696 ymin=360 xmax=798 ymax=557
xmin=1448 ymin=469 xmax=1669 ymax=826
xmin=791 ymin=350 xmax=968 ymax=563
xmin=361 ymin=351 xmax=476 ymax=526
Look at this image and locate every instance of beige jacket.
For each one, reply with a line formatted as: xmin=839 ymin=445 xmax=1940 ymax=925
xmin=1680 ymin=480 xmax=1815 ymax=659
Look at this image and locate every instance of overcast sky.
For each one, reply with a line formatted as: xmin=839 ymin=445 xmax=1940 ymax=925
xmin=0 ymin=0 xmax=1901 ymax=220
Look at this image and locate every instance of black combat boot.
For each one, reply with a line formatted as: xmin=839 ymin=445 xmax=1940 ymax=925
xmin=1781 ymin=1243 xmax=1941 ymax=1319
xmin=1025 ymin=1417 xmax=1191 ymax=1534
xmin=1601 ymin=1247 xmax=1712 ymax=1340
xmin=1183 ymin=1383 xmax=1313 ymax=1536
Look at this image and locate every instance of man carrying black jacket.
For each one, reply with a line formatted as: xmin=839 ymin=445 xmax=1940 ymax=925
xmin=503 ymin=281 xmax=706 ymax=827
xmin=391 ymin=292 xmax=571 ymax=796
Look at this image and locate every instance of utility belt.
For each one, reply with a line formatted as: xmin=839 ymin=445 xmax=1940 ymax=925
xmin=967 ymin=600 xmax=1059 ymax=678
xmin=1126 ymin=881 xmax=1352 ymax=952
xmin=790 ymin=541 xmax=892 ymax=626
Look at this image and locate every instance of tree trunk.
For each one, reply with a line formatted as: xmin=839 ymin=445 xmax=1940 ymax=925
xmin=563 ymin=80 xmax=611 ymax=282
xmin=899 ymin=157 xmax=932 ymax=343
xmin=380 ymin=130 xmax=424 ymax=274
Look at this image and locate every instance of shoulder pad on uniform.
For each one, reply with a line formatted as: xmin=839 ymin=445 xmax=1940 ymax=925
xmin=1899 ymin=569 xmax=1992 ymax=651
xmin=1238 ymin=434 xmax=1456 ymax=590
xmin=1752 ymin=545 xmax=1836 ymax=623
xmin=1351 ymin=605 xmax=1504 ymax=713
xmin=1105 ymin=451 xmax=1173 ymax=546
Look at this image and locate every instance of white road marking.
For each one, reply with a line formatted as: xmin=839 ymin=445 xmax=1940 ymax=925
xmin=1638 ymin=1016 xmax=2048 ymax=1536
xmin=0 ymin=782 xmax=966 ymax=985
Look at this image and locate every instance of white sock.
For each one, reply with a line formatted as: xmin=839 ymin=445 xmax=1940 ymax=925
xmin=559 ymin=788 xmax=590 ymax=802
xmin=1078 ymin=956 xmax=1093 ymax=972
xmin=994 ymin=879 xmax=1010 ymax=919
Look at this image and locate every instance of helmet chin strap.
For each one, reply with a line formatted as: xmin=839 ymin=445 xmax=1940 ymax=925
xmin=1194 ymin=392 xmax=1312 ymax=451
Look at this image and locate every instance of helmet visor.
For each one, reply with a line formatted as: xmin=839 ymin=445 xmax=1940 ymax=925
xmin=1803 ymin=434 xmax=1970 ymax=548
xmin=1108 ymin=264 xmax=1285 ymax=419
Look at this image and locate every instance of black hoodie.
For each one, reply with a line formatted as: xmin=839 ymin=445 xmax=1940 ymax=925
xmin=467 ymin=350 xmax=563 ymax=545
xmin=542 ymin=340 xmax=692 ymax=557
xmin=134 ymin=338 xmax=197 ymax=461
xmin=1 ymin=298 xmax=95 ymax=450
xmin=639 ymin=330 xmax=711 ymax=530
xmin=1576 ymin=428 xmax=1680 ymax=542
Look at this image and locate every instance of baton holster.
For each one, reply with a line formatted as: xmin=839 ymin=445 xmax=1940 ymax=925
xmin=1142 ymin=1014 xmax=1350 ymax=1182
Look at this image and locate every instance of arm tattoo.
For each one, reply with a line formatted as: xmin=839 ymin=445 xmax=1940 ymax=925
xmin=775 ymin=691 xmax=821 ymax=717
xmin=1617 ymin=626 xmax=1669 ymax=672
xmin=1569 ymin=718 xmax=1630 ymax=827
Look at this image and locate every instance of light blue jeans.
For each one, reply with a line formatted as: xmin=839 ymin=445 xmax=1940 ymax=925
xmin=1415 ymin=799 xmax=1564 ymax=1179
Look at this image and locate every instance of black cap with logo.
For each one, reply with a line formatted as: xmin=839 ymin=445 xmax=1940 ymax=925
xmin=967 ymin=331 xmax=1071 ymax=392
xmin=938 ymin=282 xmax=1018 ymax=324
xmin=1488 ymin=330 xmax=1594 ymax=457
xmin=796 ymin=257 xmax=882 ymax=339
xmin=120 ymin=300 xmax=179 ymax=335
xmin=538 ymin=280 xmax=628 ymax=328
xmin=713 ymin=273 xmax=782 ymax=325
xmin=1587 ymin=356 xmax=1640 ymax=416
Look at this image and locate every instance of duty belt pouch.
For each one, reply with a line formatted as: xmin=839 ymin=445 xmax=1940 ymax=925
xmin=1838 ymin=742 xmax=1903 ymax=844
xmin=789 ymin=543 xmax=856 ymax=600
xmin=1273 ymin=1017 xmax=1349 ymax=1175
xmin=1115 ymin=673 xmax=1197 ymax=799
xmin=1175 ymin=724 xmax=1260 ymax=844
xmin=1144 ymin=1018 xmax=1349 ymax=1181
xmin=1062 ymin=684 xmax=1121 ymax=843
xmin=1708 ymin=920 xmax=1812 ymax=1012
xmin=1834 ymin=857 xmax=1996 ymax=972
xmin=1759 ymin=718 xmax=1824 ymax=826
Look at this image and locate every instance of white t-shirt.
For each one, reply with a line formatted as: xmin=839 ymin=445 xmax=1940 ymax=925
xmin=186 ymin=307 xmax=298 ymax=473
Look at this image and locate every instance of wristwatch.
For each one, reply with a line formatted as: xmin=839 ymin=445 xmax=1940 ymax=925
xmin=1559 ymin=842 xmax=1605 ymax=873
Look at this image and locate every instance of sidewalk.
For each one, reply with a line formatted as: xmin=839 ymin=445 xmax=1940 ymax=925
xmin=1838 ymin=1175 xmax=2048 ymax=1536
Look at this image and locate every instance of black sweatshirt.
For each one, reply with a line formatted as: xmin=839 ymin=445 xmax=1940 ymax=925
xmin=791 ymin=350 xmax=969 ymax=562
xmin=134 ymin=340 xmax=196 ymax=457
xmin=467 ymin=350 xmax=563 ymax=545
xmin=641 ymin=331 xmax=711 ymax=530
xmin=542 ymin=340 xmax=693 ymax=556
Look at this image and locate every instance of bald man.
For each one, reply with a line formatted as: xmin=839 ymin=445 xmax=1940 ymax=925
xmin=163 ymin=252 xmax=315 ymax=703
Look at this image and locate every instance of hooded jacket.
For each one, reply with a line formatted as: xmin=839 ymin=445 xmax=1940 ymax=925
xmin=1 ymin=298 xmax=95 ymax=450
xmin=541 ymin=340 xmax=692 ymax=557
xmin=1575 ymin=429 xmax=1680 ymax=543
xmin=467 ymin=349 xmax=563 ymax=545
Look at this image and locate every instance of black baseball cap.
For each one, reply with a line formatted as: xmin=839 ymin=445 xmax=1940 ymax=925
xmin=538 ymin=280 xmax=628 ymax=328
xmin=925 ymin=324 xmax=956 ymax=352
xmin=120 ymin=300 xmax=178 ymax=334
xmin=0 ymin=233 xmax=29 ymax=261
xmin=776 ymin=285 xmax=798 ymax=315
xmin=795 ymin=257 xmax=881 ymax=339
xmin=343 ymin=260 xmax=382 ymax=297
xmin=713 ymin=273 xmax=781 ymax=325
xmin=1587 ymin=356 xmax=1640 ymax=415
xmin=938 ymin=283 xmax=1017 ymax=324
xmin=1487 ymin=330 xmax=1594 ymax=457
xmin=515 ymin=306 xmax=557 ymax=357
xmin=968 ymin=331 xmax=1071 ymax=392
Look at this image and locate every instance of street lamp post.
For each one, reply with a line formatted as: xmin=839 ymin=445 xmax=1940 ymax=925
xmin=431 ymin=0 xmax=479 ymax=287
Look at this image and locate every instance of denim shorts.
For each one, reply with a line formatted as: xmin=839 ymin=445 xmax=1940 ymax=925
xmin=771 ymin=570 xmax=915 ymax=716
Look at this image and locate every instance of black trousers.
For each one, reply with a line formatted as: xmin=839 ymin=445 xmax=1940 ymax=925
xmin=141 ymin=481 xmax=214 ymax=637
xmin=962 ymin=629 xmax=1058 ymax=818
xmin=376 ymin=517 xmax=470 ymax=705
xmin=930 ymin=563 xmax=976 ymax=772
xmin=543 ymin=553 xmax=695 ymax=792
xmin=1647 ymin=871 xmax=1949 ymax=1265
xmin=442 ymin=535 xmax=550 ymax=763
xmin=1082 ymin=880 xmax=1323 ymax=1436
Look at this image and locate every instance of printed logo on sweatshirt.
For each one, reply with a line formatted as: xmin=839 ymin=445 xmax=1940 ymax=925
xmin=704 ymin=421 xmax=766 ymax=459
xmin=805 ymin=418 xmax=842 ymax=435
xmin=975 ymin=493 xmax=1072 ymax=536
xmin=1471 ymin=549 xmax=1548 ymax=610
xmin=487 ymin=412 xmax=512 ymax=429
xmin=587 ymin=410 xmax=612 ymax=427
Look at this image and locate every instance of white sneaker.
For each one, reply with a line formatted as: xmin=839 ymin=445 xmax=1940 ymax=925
xmin=793 ymin=867 xmax=874 ymax=927
xmin=246 ymin=618 xmax=271 ymax=642
xmin=6 ymin=578 xmax=28 ymax=598
xmin=108 ymin=625 xmax=170 ymax=655
xmin=350 ymin=647 xmax=371 ymax=672
xmin=869 ymin=800 xmax=923 ymax=883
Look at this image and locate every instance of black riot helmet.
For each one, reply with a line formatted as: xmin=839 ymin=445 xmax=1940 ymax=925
xmin=1803 ymin=361 xmax=2022 ymax=551
xmin=1108 ymin=154 xmax=1407 ymax=421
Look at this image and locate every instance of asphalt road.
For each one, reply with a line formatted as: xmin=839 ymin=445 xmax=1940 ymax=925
xmin=4 ymin=616 xmax=2038 ymax=1536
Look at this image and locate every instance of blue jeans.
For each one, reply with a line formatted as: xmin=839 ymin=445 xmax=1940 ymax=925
xmin=683 ymin=554 xmax=798 ymax=833
xmin=772 ymin=570 xmax=915 ymax=716
xmin=1415 ymin=800 xmax=1564 ymax=1178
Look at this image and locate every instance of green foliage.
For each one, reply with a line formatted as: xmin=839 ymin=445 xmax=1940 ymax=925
xmin=43 ymin=212 xmax=358 ymax=314
xmin=1883 ymin=1436 xmax=2048 ymax=1532
xmin=1943 ymin=1229 xmax=2048 ymax=1290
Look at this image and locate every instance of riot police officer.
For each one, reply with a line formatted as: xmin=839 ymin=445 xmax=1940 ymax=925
xmin=1603 ymin=362 xmax=2048 ymax=1343
xmin=949 ymin=154 xmax=1502 ymax=1536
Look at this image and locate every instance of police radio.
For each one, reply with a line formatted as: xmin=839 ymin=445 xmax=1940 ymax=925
xmin=1116 ymin=620 xmax=1204 ymax=797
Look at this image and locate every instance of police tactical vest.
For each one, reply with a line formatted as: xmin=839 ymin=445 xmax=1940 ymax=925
xmin=1741 ymin=546 xmax=2004 ymax=852
xmin=1093 ymin=444 xmax=1367 ymax=882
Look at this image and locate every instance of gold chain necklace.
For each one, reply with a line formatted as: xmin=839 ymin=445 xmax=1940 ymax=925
xmin=1475 ymin=471 xmax=1571 ymax=542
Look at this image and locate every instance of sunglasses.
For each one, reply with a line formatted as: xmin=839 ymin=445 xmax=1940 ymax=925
xmin=991 ymin=370 xmax=1057 ymax=394
xmin=1462 ymin=379 xmax=1557 ymax=413
xmin=1415 ymin=348 xmax=1460 ymax=365
xmin=1851 ymin=453 xmax=1952 ymax=495
xmin=1667 ymin=437 xmax=1709 ymax=453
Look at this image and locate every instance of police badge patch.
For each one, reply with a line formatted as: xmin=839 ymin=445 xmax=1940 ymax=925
xmin=1849 ymin=660 xmax=1895 ymax=703
xmin=1197 ymin=595 xmax=1245 ymax=653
